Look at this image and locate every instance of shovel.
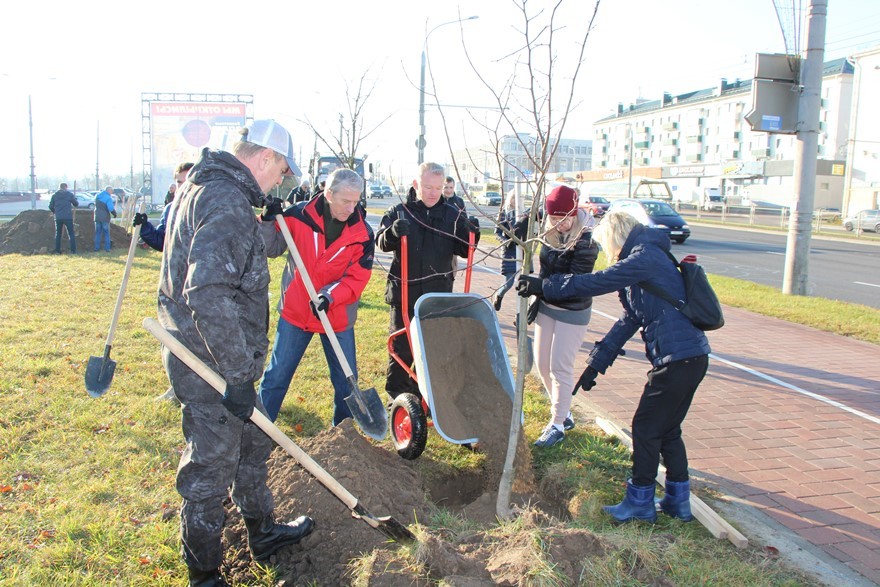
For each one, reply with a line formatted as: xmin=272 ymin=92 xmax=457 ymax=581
xmin=274 ymin=217 xmax=387 ymax=441
xmin=142 ymin=318 xmax=414 ymax=544
xmin=85 ymin=204 xmax=145 ymax=397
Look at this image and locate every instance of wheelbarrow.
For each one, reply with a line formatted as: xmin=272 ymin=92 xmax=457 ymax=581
xmin=387 ymin=224 xmax=517 ymax=460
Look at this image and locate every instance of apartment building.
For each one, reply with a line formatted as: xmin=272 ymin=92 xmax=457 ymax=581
xmin=589 ymin=58 xmax=854 ymax=209
xmin=842 ymin=46 xmax=880 ymax=216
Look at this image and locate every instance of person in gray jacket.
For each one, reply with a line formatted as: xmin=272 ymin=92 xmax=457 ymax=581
xmin=48 ymin=182 xmax=78 ymax=254
xmin=158 ymin=119 xmax=314 ymax=587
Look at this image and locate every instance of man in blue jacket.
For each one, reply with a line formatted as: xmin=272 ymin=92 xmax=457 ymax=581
xmin=93 ymin=186 xmax=116 ymax=252
xmin=48 ymin=182 xmax=78 ymax=254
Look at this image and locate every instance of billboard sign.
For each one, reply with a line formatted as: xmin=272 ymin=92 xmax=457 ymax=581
xmin=146 ymin=99 xmax=250 ymax=204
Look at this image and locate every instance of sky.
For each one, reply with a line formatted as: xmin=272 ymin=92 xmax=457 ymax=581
xmin=2 ymin=0 xmax=879 ymax=190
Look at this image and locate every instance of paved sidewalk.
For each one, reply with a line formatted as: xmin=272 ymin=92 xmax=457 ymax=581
xmin=463 ymin=262 xmax=880 ymax=586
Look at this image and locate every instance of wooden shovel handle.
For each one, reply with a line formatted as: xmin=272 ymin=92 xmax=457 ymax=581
xmin=142 ymin=317 xmax=359 ymax=510
xmin=104 ymin=203 xmax=145 ymax=347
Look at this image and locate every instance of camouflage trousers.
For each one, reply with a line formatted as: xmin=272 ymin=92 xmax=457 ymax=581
xmin=164 ymin=348 xmax=275 ymax=572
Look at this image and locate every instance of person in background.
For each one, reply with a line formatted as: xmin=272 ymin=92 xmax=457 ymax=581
xmin=134 ymin=162 xmax=194 ymax=253
xmin=48 ymin=182 xmax=78 ymax=254
xmin=158 ymin=119 xmax=314 ymax=586
xmin=527 ymin=185 xmax=598 ymax=447
xmin=376 ymin=162 xmax=480 ymax=401
xmin=93 ymin=186 xmax=116 ymax=252
xmin=492 ymin=191 xmax=529 ymax=311
xmin=516 ymin=210 xmax=710 ymax=522
xmin=442 ymin=176 xmax=466 ymax=210
xmin=164 ymin=182 xmax=177 ymax=206
xmin=257 ymin=168 xmax=374 ymax=423
xmin=286 ymin=178 xmax=311 ymax=204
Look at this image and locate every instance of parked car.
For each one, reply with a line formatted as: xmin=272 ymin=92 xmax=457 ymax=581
xmin=579 ymin=194 xmax=610 ymax=217
xmin=607 ymin=198 xmax=691 ymax=243
xmin=475 ymin=191 xmax=502 ymax=206
xmin=368 ymin=185 xmax=383 ymax=199
xmin=702 ymin=194 xmax=724 ymax=211
xmin=75 ymin=193 xmax=96 ymax=209
xmin=843 ymin=209 xmax=880 ymax=232
xmin=380 ymin=185 xmax=393 ymax=197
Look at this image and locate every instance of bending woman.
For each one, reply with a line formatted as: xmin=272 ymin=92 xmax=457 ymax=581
xmin=516 ymin=211 xmax=711 ymax=522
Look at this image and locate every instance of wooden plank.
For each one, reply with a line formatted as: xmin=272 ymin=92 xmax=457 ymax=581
xmin=595 ymin=416 xmax=748 ymax=549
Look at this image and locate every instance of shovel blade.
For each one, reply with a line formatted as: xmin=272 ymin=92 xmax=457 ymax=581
xmin=345 ymin=386 xmax=388 ymax=441
xmin=85 ymin=355 xmax=116 ymax=398
xmin=352 ymin=503 xmax=416 ymax=543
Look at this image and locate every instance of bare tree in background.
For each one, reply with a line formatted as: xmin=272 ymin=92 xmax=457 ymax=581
xmin=427 ymin=0 xmax=601 ymax=519
xmin=300 ymin=67 xmax=393 ymax=178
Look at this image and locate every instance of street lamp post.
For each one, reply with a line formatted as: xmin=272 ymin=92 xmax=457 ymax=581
xmin=417 ymin=15 xmax=478 ymax=165
xmin=28 ymin=95 xmax=37 ymax=209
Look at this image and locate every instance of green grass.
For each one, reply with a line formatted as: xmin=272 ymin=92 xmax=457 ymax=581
xmin=0 ymin=244 xmax=845 ymax=585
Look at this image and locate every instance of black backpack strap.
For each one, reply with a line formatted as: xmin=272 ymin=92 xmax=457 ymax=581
xmin=638 ymin=250 xmax=685 ymax=310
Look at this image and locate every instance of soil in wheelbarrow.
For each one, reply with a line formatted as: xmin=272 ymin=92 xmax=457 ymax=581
xmin=214 ymin=317 xmax=657 ymax=586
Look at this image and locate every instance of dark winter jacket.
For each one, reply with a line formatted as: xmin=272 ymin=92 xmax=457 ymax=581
xmin=444 ymin=193 xmax=466 ymax=210
xmin=537 ymin=212 xmax=598 ymax=312
xmin=48 ymin=189 xmax=78 ymax=220
xmin=157 ymin=148 xmax=271 ymax=387
xmin=139 ymin=202 xmax=172 ymax=251
xmin=376 ymin=197 xmax=475 ymax=308
xmin=495 ymin=208 xmax=529 ymax=275
xmin=543 ymin=224 xmax=711 ymax=373
xmin=261 ymin=195 xmax=374 ymax=333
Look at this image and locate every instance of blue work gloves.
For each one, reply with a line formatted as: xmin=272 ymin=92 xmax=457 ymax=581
xmin=310 ymin=294 xmax=331 ymax=318
xmin=516 ymin=275 xmax=543 ymax=298
xmin=261 ymin=197 xmax=284 ymax=221
xmin=572 ymin=366 xmax=599 ymax=395
xmin=222 ymin=381 xmax=256 ymax=421
xmin=391 ymin=218 xmax=411 ymax=238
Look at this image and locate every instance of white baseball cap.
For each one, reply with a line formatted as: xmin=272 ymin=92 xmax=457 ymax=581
xmin=242 ymin=119 xmax=301 ymax=177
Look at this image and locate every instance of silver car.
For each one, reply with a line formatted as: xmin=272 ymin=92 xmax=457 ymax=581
xmin=843 ymin=209 xmax=880 ymax=232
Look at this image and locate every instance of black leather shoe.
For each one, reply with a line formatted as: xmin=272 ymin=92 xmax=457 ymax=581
xmin=188 ymin=568 xmax=229 ymax=587
xmin=245 ymin=515 xmax=315 ymax=562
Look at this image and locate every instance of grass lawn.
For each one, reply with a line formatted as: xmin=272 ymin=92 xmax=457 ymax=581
xmin=0 ymin=242 xmax=858 ymax=585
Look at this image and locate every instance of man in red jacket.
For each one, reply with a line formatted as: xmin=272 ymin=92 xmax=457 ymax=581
xmin=258 ymin=168 xmax=374 ymax=423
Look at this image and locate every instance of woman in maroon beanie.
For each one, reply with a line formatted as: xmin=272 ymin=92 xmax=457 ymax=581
xmin=531 ymin=185 xmax=598 ymax=447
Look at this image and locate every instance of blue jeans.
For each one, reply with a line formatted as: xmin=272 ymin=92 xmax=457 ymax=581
xmin=54 ymin=218 xmax=76 ymax=253
xmin=258 ymin=317 xmax=356 ymax=425
xmin=94 ymin=221 xmax=111 ymax=251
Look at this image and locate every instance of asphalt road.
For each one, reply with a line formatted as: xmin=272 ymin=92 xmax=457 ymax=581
xmin=675 ymin=224 xmax=880 ymax=309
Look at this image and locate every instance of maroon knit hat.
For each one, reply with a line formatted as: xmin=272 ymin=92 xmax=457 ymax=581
xmin=545 ymin=185 xmax=578 ymax=216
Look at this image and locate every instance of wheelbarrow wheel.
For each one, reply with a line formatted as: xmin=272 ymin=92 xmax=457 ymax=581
xmin=390 ymin=393 xmax=427 ymax=460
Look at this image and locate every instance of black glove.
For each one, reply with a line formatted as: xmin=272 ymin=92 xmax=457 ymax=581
xmin=222 ymin=381 xmax=255 ymax=421
xmin=391 ymin=218 xmax=411 ymax=238
xmin=466 ymin=216 xmax=480 ymax=233
xmin=261 ymin=197 xmax=284 ymax=221
xmin=516 ymin=275 xmax=543 ymax=298
xmin=310 ymin=294 xmax=330 ymax=318
xmin=572 ymin=366 xmax=599 ymax=395
xmin=132 ymin=212 xmax=148 ymax=227
xmin=111 ymin=210 xmax=118 ymax=218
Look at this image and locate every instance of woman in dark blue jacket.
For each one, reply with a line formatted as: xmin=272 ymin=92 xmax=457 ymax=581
xmin=517 ymin=210 xmax=711 ymax=523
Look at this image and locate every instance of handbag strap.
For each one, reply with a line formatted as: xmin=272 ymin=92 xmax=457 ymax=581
xmin=638 ymin=250 xmax=684 ymax=310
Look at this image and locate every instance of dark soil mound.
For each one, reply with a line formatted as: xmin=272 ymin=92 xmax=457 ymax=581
xmin=0 ymin=209 xmax=131 ymax=255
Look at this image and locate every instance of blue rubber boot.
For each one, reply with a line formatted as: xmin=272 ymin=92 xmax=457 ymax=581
xmin=603 ymin=480 xmax=657 ymax=523
xmin=658 ymin=479 xmax=693 ymax=522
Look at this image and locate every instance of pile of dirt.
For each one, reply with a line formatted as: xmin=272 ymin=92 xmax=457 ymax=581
xmin=205 ymin=315 xmax=674 ymax=585
xmin=0 ymin=209 xmax=132 ymax=255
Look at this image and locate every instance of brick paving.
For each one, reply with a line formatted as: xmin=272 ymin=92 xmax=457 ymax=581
xmin=462 ymin=260 xmax=880 ymax=586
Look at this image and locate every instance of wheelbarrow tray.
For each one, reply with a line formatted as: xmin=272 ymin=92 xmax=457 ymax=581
xmin=410 ymin=293 xmax=517 ymax=445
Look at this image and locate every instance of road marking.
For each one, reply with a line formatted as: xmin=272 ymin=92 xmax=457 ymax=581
xmin=766 ymin=251 xmax=785 ymax=256
xmin=855 ymin=281 xmax=880 ymax=288
xmin=591 ymin=308 xmax=880 ymax=427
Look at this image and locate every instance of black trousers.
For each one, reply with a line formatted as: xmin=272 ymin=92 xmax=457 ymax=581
xmin=385 ymin=305 xmax=420 ymax=399
xmin=631 ymin=354 xmax=708 ymax=487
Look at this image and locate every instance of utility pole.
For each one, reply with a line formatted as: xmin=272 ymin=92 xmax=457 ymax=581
xmin=95 ymin=121 xmax=100 ymax=191
xmin=28 ymin=95 xmax=37 ymax=210
xmin=627 ymin=124 xmax=634 ymax=197
xmin=783 ymin=0 xmax=827 ymax=295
